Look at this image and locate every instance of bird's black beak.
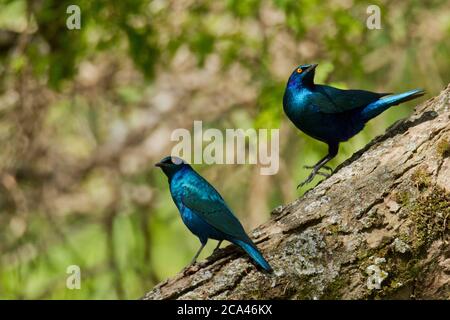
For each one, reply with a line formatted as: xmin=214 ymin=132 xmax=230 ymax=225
xmin=305 ymin=64 xmax=318 ymax=73
xmin=155 ymin=162 xmax=164 ymax=168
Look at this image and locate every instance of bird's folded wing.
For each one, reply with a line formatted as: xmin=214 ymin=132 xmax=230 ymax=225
xmin=181 ymin=183 xmax=250 ymax=241
xmin=313 ymin=85 xmax=391 ymax=113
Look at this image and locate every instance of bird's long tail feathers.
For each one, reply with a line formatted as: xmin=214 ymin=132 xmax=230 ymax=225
xmin=361 ymin=89 xmax=425 ymax=121
xmin=234 ymin=239 xmax=273 ymax=272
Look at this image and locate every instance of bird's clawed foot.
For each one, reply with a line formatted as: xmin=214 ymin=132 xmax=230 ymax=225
xmin=182 ymin=262 xmax=200 ymax=275
xmin=297 ymin=168 xmax=331 ymax=189
xmin=303 ymin=165 xmax=333 ymax=172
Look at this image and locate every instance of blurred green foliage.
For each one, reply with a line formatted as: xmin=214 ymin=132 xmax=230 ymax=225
xmin=0 ymin=0 xmax=449 ymax=299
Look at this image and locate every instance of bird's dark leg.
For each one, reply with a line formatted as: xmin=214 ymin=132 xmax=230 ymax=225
xmin=182 ymin=241 xmax=207 ymax=275
xmin=213 ymin=240 xmax=223 ymax=253
xmin=297 ymin=143 xmax=339 ymax=188
xmin=189 ymin=242 xmax=207 ymax=266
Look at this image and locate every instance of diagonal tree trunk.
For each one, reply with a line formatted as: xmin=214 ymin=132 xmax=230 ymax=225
xmin=143 ymin=85 xmax=450 ymax=300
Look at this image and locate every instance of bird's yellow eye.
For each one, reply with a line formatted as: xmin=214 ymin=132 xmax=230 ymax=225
xmin=296 ymin=68 xmax=303 ymax=74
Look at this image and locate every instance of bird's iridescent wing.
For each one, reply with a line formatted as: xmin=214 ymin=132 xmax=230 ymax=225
xmin=312 ymin=85 xmax=391 ymax=113
xmin=181 ymin=176 xmax=250 ymax=241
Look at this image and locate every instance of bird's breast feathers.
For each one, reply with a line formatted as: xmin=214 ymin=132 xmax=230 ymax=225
xmin=283 ymin=88 xmax=315 ymax=118
xmin=284 ymin=88 xmax=325 ymax=129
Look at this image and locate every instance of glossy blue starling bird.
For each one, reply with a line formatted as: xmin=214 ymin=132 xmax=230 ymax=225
xmin=283 ymin=63 xmax=425 ymax=188
xmin=155 ymin=156 xmax=272 ymax=272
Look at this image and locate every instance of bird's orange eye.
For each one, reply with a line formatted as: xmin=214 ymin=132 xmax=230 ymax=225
xmin=296 ymin=68 xmax=303 ymax=74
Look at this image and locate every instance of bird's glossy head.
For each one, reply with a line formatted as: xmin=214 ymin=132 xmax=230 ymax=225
xmin=287 ymin=63 xmax=317 ymax=89
xmin=155 ymin=156 xmax=190 ymax=179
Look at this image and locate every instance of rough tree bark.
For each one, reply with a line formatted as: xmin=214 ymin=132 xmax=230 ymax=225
xmin=143 ymin=85 xmax=450 ymax=300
